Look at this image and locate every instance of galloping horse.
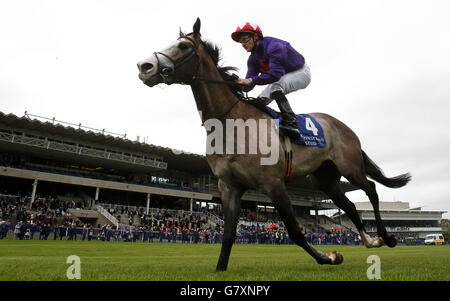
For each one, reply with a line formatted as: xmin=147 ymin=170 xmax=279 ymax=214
xmin=137 ymin=18 xmax=411 ymax=271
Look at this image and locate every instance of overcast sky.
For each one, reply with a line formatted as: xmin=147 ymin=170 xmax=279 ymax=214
xmin=1 ymin=0 xmax=449 ymax=218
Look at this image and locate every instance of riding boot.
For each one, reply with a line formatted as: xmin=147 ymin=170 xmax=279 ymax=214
xmin=270 ymin=91 xmax=300 ymax=139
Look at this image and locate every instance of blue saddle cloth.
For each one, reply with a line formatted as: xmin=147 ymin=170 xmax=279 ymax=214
xmin=265 ymin=107 xmax=326 ymax=147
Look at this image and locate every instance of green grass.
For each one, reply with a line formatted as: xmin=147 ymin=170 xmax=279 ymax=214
xmin=0 ymin=238 xmax=449 ymax=281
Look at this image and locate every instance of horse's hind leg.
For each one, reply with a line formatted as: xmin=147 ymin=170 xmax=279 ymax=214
xmin=347 ymin=174 xmax=397 ymax=247
xmin=216 ymin=179 xmax=244 ymax=272
xmin=311 ymin=161 xmax=384 ymax=248
xmin=336 ymin=152 xmax=397 ymax=248
xmin=264 ymin=178 xmax=343 ymax=265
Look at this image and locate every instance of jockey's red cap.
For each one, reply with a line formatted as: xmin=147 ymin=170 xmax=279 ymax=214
xmin=231 ymin=22 xmax=263 ymax=42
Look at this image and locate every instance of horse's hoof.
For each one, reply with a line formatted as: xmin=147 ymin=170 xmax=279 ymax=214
xmin=326 ymin=251 xmax=343 ymax=265
xmin=384 ymin=235 xmax=397 ymax=248
xmin=215 ymin=264 xmax=227 ymax=272
xmin=373 ymin=236 xmax=384 ymax=248
xmin=366 ymin=236 xmax=384 ymax=248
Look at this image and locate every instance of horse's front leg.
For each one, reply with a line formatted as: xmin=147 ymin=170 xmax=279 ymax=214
xmin=216 ymin=179 xmax=245 ymax=272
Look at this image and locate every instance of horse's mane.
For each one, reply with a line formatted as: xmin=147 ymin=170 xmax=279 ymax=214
xmin=200 ymin=39 xmax=271 ymax=114
xmin=200 ymin=39 xmax=243 ymax=97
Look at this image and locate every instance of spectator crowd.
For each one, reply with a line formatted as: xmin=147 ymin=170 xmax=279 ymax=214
xmin=0 ymin=194 xmax=364 ymax=246
xmin=3 ymin=194 xmax=444 ymax=246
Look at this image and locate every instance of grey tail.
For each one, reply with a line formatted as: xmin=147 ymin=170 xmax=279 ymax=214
xmin=362 ymin=150 xmax=411 ymax=188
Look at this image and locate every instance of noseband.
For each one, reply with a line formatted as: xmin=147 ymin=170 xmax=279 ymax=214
xmin=153 ymin=35 xmax=200 ymax=84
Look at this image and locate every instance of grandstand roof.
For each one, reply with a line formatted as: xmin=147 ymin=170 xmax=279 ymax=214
xmin=354 ymin=201 xmax=447 ymax=213
xmin=0 ymin=111 xmax=210 ymax=174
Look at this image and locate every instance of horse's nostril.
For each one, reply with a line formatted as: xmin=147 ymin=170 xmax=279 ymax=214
xmin=140 ymin=62 xmax=154 ymax=74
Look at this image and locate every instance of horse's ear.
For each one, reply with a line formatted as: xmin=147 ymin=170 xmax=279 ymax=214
xmin=179 ymin=27 xmax=185 ymax=38
xmin=193 ymin=18 xmax=201 ymax=36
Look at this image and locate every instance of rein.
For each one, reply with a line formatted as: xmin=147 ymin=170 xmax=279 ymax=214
xmin=192 ymin=76 xmax=247 ymax=86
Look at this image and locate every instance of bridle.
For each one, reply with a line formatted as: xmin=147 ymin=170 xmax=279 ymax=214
xmin=152 ymin=35 xmax=246 ymax=87
xmin=152 ymin=34 xmax=246 ymax=124
xmin=153 ymin=35 xmax=200 ymax=84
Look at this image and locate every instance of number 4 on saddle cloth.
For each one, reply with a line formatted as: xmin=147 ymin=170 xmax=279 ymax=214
xmin=240 ymin=97 xmax=326 ymax=148
xmin=265 ymin=107 xmax=326 ymax=147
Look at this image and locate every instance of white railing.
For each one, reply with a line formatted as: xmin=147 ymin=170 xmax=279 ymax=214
xmin=238 ymin=219 xmax=281 ymax=228
xmin=98 ymin=203 xmax=206 ymax=217
xmin=95 ymin=205 xmax=119 ymax=228
xmin=0 ymin=131 xmax=167 ymax=169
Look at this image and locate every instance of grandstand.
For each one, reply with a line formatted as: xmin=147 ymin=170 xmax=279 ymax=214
xmin=0 ymin=111 xmax=357 ymax=233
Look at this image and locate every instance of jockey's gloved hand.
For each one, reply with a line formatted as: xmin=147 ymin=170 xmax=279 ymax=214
xmin=229 ymin=74 xmax=245 ymax=96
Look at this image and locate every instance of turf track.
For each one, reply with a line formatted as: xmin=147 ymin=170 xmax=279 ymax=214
xmin=0 ymin=239 xmax=448 ymax=281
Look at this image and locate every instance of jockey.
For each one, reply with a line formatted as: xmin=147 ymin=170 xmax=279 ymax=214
xmin=232 ymin=22 xmax=311 ymax=139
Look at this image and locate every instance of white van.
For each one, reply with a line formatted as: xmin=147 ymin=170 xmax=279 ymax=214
xmin=424 ymin=234 xmax=445 ymax=245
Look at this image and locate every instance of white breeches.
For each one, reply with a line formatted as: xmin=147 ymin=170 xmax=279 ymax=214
xmin=258 ymin=63 xmax=311 ymax=105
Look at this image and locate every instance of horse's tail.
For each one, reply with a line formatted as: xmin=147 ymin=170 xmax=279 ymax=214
xmin=362 ymin=150 xmax=411 ymax=188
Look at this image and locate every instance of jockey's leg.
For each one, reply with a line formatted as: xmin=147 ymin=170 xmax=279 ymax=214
xmin=258 ymin=64 xmax=311 ymax=139
xmin=259 ymin=63 xmax=311 ymax=100
xmin=271 ymin=90 xmax=300 ymax=139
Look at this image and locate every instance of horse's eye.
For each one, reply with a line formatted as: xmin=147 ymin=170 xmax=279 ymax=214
xmin=178 ymin=43 xmax=188 ymax=50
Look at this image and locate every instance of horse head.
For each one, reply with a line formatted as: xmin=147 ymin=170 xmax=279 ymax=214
xmin=137 ymin=18 xmax=202 ymax=87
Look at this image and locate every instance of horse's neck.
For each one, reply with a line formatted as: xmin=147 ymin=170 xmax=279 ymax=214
xmin=190 ymin=61 xmax=241 ymax=124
